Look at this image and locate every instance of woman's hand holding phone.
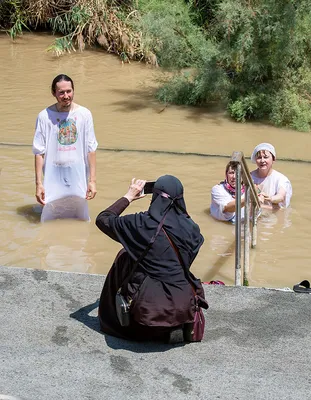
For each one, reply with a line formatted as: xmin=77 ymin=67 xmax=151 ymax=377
xmin=142 ymin=181 xmax=155 ymax=195
xmin=124 ymin=178 xmax=146 ymax=203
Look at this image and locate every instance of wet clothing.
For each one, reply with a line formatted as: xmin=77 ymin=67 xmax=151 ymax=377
xmin=32 ymin=106 xmax=98 ymax=221
xmin=96 ymin=175 xmax=206 ymax=341
xmin=210 ymin=183 xmax=245 ymax=222
xmin=251 ymin=170 xmax=292 ymax=208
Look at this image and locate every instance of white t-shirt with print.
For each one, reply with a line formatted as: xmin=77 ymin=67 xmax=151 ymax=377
xmin=32 ymin=106 xmax=98 ymax=221
xmin=250 ymin=169 xmax=292 ymax=208
xmin=210 ymin=183 xmax=245 ymax=222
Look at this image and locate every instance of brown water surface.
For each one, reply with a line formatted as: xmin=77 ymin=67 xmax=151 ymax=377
xmin=1 ymin=33 xmax=310 ymax=288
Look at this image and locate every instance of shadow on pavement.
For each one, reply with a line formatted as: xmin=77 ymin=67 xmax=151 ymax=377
xmin=70 ymin=299 xmax=101 ymax=332
xmin=70 ymin=300 xmax=185 ymax=353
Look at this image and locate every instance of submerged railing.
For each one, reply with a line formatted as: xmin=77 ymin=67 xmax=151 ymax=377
xmin=231 ymin=151 xmax=260 ymax=286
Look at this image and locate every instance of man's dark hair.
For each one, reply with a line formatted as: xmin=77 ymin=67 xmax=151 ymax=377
xmin=51 ymin=74 xmax=74 ymax=93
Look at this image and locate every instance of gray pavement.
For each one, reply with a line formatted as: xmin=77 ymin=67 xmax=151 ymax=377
xmin=1 ymin=265 xmax=311 ymax=400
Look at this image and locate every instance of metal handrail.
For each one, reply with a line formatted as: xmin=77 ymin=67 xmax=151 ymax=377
xmin=231 ymin=151 xmax=260 ymax=286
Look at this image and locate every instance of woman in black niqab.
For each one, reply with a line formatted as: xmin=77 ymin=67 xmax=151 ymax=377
xmin=96 ymin=175 xmax=207 ymax=342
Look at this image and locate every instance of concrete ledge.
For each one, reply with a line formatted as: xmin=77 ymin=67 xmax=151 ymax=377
xmin=1 ymin=266 xmax=310 ymax=400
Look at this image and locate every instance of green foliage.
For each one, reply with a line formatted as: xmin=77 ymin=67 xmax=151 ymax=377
xmin=156 ymin=60 xmax=229 ymax=105
xmin=228 ymin=92 xmax=269 ymax=122
xmin=212 ymin=0 xmax=311 ymax=82
xmin=186 ymin=0 xmax=219 ymax=27
xmin=2 ymin=0 xmax=311 ymax=131
xmin=228 ymin=98 xmax=255 ymax=123
xmin=271 ymin=89 xmax=311 ymax=132
xmin=133 ymin=0 xmax=231 ymax=106
xmin=0 ymin=0 xmax=147 ymax=61
xmin=47 ymin=5 xmax=93 ymax=55
xmin=161 ymin=0 xmax=311 ymax=132
xmin=49 ymin=6 xmax=91 ymax=36
xmin=131 ymin=0 xmax=214 ymax=69
xmin=156 ymin=73 xmax=196 ymax=105
xmin=46 ymin=36 xmax=76 ymax=56
xmin=269 ymin=67 xmax=311 ymax=132
xmin=2 ymin=0 xmax=30 ymax=39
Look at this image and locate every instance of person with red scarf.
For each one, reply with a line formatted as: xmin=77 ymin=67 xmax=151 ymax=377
xmin=210 ymin=161 xmax=246 ymax=223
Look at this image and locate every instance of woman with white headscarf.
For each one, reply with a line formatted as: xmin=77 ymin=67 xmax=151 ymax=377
xmin=250 ymin=143 xmax=292 ymax=209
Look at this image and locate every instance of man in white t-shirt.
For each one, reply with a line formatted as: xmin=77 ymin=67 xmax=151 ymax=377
xmin=32 ymin=74 xmax=98 ymax=222
xmin=250 ymin=143 xmax=292 ymax=209
xmin=210 ymin=161 xmax=246 ymax=223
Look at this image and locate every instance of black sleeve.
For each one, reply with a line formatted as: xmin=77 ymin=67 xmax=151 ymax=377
xmin=95 ymin=197 xmax=130 ymax=242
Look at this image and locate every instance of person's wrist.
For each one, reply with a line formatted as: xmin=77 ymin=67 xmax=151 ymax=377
xmin=124 ymin=194 xmax=134 ymax=203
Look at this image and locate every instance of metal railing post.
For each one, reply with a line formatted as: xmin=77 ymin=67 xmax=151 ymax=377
xmin=235 ymin=163 xmax=242 ymax=286
xmin=243 ymin=186 xmax=250 ymax=286
xmin=231 ymin=151 xmax=260 ymax=286
xmin=251 ymin=205 xmax=257 ymax=249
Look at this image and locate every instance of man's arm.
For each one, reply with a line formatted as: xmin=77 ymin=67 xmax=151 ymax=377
xmin=35 ymin=154 xmax=45 ymax=205
xmin=86 ymin=151 xmax=97 ymax=200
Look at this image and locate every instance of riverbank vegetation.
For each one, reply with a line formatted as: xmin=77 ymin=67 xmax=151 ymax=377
xmin=1 ymin=0 xmax=311 ymax=131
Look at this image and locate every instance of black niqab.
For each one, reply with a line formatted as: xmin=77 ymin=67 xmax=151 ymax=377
xmin=108 ymin=175 xmax=204 ymax=281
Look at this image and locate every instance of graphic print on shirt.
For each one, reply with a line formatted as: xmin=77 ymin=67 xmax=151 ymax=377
xmin=57 ymin=118 xmax=78 ymax=146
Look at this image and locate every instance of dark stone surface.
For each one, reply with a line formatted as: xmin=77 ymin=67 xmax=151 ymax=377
xmin=1 ymin=266 xmax=310 ymax=400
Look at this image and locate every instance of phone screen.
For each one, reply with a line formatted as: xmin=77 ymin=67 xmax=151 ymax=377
xmin=144 ymin=181 xmax=155 ymax=194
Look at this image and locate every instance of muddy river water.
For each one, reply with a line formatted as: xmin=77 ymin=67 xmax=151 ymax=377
xmin=1 ymin=33 xmax=311 ymax=288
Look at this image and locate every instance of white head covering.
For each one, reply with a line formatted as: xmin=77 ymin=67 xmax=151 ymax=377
xmin=251 ymin=143 xmax=276 ymax=164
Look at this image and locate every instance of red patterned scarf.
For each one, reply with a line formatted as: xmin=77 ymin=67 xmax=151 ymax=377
xmin=221 ymin=180 xmax=245 ymax=198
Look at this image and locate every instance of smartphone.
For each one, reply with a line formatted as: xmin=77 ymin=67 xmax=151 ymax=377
xmin=143 ymin=181 xmax=156 ymax=194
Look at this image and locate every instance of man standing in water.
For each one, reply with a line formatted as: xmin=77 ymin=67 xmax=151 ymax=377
xmin=32 ymin=74 xmax=98 ymax=222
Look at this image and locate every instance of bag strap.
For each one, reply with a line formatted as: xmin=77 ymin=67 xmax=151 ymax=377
xmin=163 ymin=230 xmax=209 ymax=311
xmin=118 ymin=201 xmax=171 ymax=293
xmin=162 ymin=228 xmax=196 ymax=295
xmin=118 ymin=190 xmax=187 ymax=294
xmin=164 ymin=229 xmax=209 ymax=310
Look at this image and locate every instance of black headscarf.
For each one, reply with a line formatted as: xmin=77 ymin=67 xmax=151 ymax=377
xmin=148 ymin=175 xmax=203 ymax=267
xmin=108 ymin=175 xmax=204 ymax=280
